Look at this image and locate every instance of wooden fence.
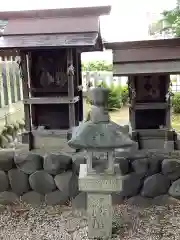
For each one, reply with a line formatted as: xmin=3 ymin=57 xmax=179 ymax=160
xmin=0 ymin=58 xmax=23 ymax=109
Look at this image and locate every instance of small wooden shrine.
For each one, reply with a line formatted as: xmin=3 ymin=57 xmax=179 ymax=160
xmin=105 ymin=38 xmax=180 ymax=149
xmin=0 ymin=6 xmax=111 ymax=151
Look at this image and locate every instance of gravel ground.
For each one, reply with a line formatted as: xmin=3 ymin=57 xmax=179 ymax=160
xmin=0 ymin=198 xmax=180 ymax=240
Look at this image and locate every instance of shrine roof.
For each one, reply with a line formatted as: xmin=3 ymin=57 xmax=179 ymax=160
xmin=0 ymin=6 xmax=111 ymax=20
xmin=0 ymin=32 xmax=100 ymax=49
xmin=104 ymin=38 xmax=180 ymax=50
xmin=0 ymin=6 xmax=111 ymax=54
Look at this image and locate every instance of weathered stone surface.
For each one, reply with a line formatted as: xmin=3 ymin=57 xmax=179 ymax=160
xmin=131 ymin=158 xmax=149 ymax=175
xmin=8 ymin=169 xmax=29 ymax=195
xmin=72 ymin=192 xmax=87 ymax=210
xmin=120 ymin=173 xmax=143 ymax=197
xmin=0 ymin=171 xmax=9 ymax=192
xmin=14 ymin=152 xmax=43 ymax=174
xmin=21 ymin=191 xmax=44 ymax=205
xmin=87 ymin=193 xmax=112 ymax=239
xmin=153 ymin=194 xmax=179 ymax=205
xmin=29 ymin=171 xmax=56 ymax=194
xmin=147 ymin=156 xmax=162 ymax=175
xmin=162 ymin=159 xmax=180 ymax=180
xmin=141 ymin=174 xmax=170 ymax=198
xmin=45 ymin=190 xmax=69 ymax=205
xmin=54 ymin=171 xmax=78 ymax=198
xmin=169 ymin=179 xmax=180 ymax=199
xmin=43 ymin=152 xmax=72 ymax=175
xmin=127 ymin=195 xmax=152 ymax=207
xmin=0 ymin=191 xmax=19 ymax=205
xmin=132 ymin=157 xmax=161 ymax=176
xmin=0 ymin=150 xmax=14 ymax=171
xmin=72 ymin=153 xmax=86 ymax=175
xmin=115 ymin=157 xmax=129 ymax=175
xmin=68 ymin=120 xmax=134 ymax=149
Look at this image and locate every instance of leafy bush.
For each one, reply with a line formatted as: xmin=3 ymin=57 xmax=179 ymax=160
xmin=82 ymin=61 xmax=112 ymax=72
xmin=172 ymin=92 xmax=180 ymax=113
xmin=117 ymin=85 xmax=129 ymax=106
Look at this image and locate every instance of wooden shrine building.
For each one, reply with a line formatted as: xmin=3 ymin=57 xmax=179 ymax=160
xmin=0 ymin=6 xmax=111 ymax=151
xmin=105 ymin=38 xmax=180 ymax=150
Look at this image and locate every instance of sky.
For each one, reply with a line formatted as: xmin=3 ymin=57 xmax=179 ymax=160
xmin=0 ymin=0 xmax=177 ymax=61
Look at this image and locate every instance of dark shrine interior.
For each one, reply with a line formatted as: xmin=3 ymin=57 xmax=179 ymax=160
xmin=29 ymin=49 xmax=82 ymax=129
xmin=133 ymin=75 xmax=169 ymax=129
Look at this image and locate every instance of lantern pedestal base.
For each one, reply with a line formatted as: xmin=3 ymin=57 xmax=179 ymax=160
xmin=79 ymin=164 xmax=123 ymax=192
xmin=79 ymin=164 xmax=123 ymax=239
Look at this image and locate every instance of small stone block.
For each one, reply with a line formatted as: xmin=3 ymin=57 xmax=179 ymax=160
xmin=79 ymin=164 xmax=123 ymax=192
xmin=87 ymin=193 xmax=112 ymax=239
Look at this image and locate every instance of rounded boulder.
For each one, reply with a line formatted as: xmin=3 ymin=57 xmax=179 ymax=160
xmin=162 ymin=159 xmax=180 ymax=180
xmin=15 ymin=151 xmax=43 ymax=174
xmin=169 ymin=179 xmax=180 ymax=199
xmin=21 ymin=191 xmax=44 ymax=205
xmin=0 ymin=171 xmax=9 ymax=192
xmin=45 ymin=190 xmax=69 ymax=205
xmin=141 ymin=173 xmax=170 ymax=198
xmin=54 ymin=171 xmax=78 ymax=198
xmin=43 ymin=152 xmax=72 ymax=175
xmin=0 ymin=150 xmax=14 ymax=171
xmin=29 ymin=171 xmax=56 ymax=194
xmin=8 ymin=169 xmax=29 ymax=195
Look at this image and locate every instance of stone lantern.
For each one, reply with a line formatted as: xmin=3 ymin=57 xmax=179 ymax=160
xmin=68 ymin=86 xmax=134 ymax=239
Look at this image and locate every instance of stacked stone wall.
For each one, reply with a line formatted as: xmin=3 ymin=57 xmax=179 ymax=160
xmin=0 ymin=150 xmax=78 ymax=205
xmin=1 ymin=149 xmax=180 ymax=206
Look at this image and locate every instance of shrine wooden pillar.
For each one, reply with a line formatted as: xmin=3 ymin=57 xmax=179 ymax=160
xmin=67 ymin=49 xmax=76 ymax=128
xmin=20 ymin=51 xmax=33 ymax=149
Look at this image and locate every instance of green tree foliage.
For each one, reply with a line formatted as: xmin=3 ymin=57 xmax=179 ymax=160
xmin=150 ymin=3 xmax=180 ymax=37
xmin=82 ymin=61 xmax=112 ymax=72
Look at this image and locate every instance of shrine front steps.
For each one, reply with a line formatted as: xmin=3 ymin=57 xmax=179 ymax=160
xmin=0 ymin=148 xmax=180 ymax=206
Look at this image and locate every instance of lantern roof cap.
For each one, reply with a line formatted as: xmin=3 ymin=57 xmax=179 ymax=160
xmin=68 ymin=121 xmax=134 ymax=149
